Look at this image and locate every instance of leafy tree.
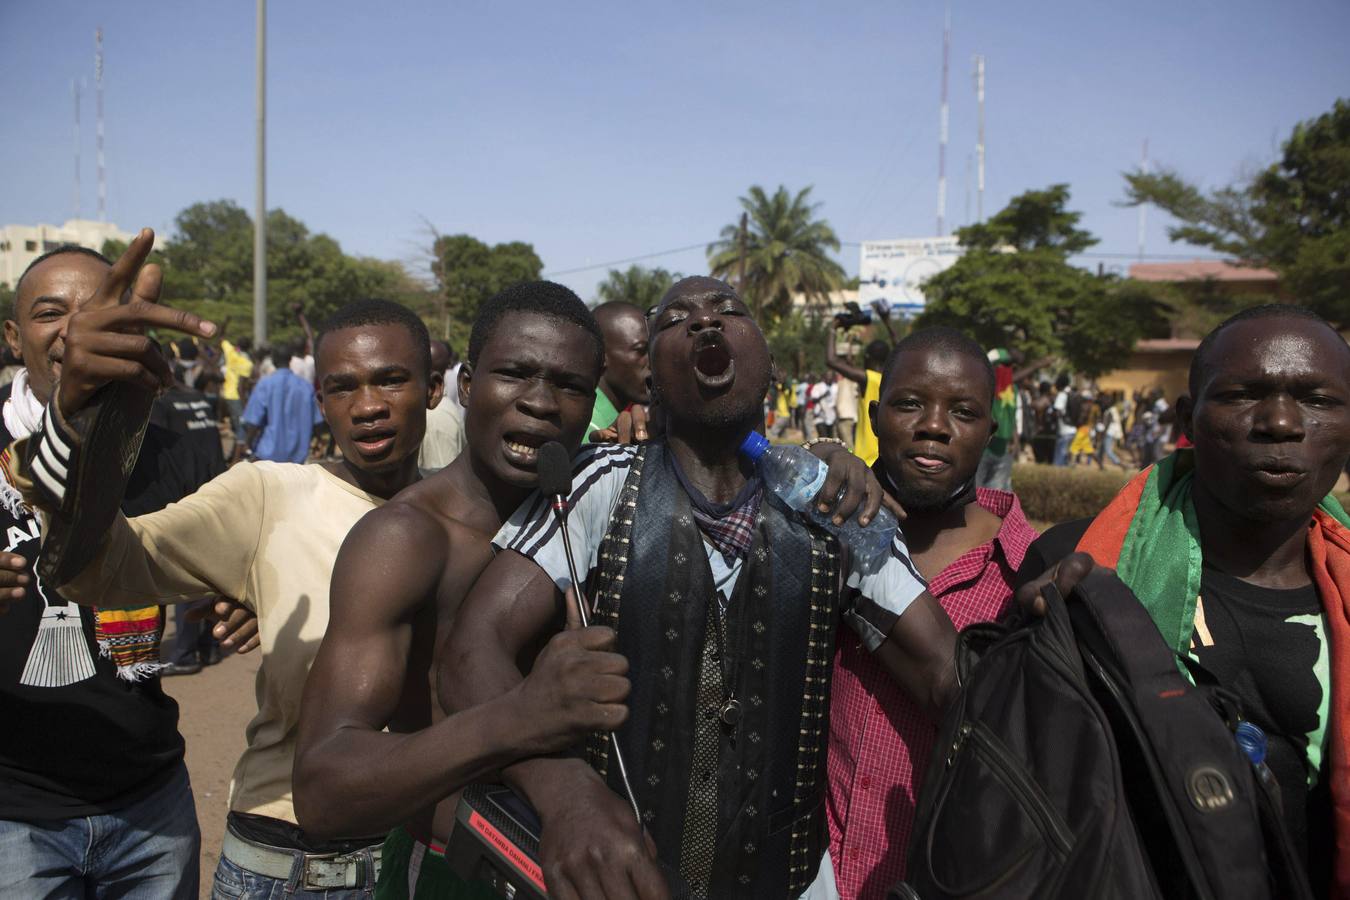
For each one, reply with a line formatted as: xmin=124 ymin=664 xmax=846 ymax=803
xmin=764 ymin=311 xmax=832 ymax=378
xmin=917 ymin=185 xmax=1170 ymax=376
xmin=707 ymin=185 xmax=846 ymax=322
xmin=595 ymin=265 xmax=677 ymax=310
xmin=128 ymin=199 xmax=428 ymax=344
xmin=429 ymin=234 xmax=543 ymax=342
xmin=1123 ymin=98 xmax=1350 ymax=323
xmin=957 ymin=184 xmax=1098 ymax=254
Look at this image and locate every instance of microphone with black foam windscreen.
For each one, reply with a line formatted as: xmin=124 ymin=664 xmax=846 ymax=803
xmin=536 ymin=441 xmax=643 ymax=824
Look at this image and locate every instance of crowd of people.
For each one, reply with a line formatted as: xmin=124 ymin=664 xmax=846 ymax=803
xmin=0 ymin=228 xmax=1345 ymax=900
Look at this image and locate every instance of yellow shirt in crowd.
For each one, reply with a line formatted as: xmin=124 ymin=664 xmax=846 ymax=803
xmin=853 ymin=369 xmax=882 ymax=465
xmin=221 ymin=340 xmax=254 ymax=401
xmin=59 ymin=461 xmax=382 ymax=826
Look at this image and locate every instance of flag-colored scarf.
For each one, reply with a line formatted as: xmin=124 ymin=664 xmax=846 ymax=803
xmin=2 ymin=383 xmax=164 ymax=683
xmin=1076 ymin=451 xmax=1350 ymax=898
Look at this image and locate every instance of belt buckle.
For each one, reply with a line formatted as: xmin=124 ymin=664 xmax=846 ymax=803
xmin=301 ymin=851 xmax=361 ymax=891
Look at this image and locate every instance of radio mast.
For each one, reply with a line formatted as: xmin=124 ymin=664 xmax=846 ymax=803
xmin=96 ymin=28 xmax=106 ymax=222
xmin=974 ymin=54 xmax=986 ymax=223
xmin=937 ymin=7 xmax=950 ymax=235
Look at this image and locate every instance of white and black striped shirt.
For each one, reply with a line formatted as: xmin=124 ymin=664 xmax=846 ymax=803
xmin=493 ymin=444 xmax=927 ymax=651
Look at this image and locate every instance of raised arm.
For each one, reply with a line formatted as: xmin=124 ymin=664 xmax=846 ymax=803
xmin=293 ymin=303 xmax=315 ymax=357
xmin=294 ymin=508 xmax=628 ymax=839
xmin=442 ymin=549 xmax=670 ymax=900
xmin=826 ymin=323 xmax=868 ymax=386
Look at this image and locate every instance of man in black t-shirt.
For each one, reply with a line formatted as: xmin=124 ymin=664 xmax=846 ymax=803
xmin=0 ymin=247 xmax=198 ymax=897
xmin=1019 ymin=305 xmax=1350 ymax=896
xmin=126 ymin=359 xmax=230 ymax=675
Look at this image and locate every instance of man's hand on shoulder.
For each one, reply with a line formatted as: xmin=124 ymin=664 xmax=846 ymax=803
xmin=57 ymin=229 xmax=217 ymax=419
xmin=807 ymin=439 xmax=905 ymax=526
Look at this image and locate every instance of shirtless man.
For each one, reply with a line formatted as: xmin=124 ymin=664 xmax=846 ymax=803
xmin=293 ymin=281 xmax=631 ymax=898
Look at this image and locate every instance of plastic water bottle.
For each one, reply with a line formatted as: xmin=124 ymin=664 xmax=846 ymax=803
xmin=1235 ymin=721 xmax=1284 ymax=817
xmin=740 ymin=432 xmax=898 ymax=574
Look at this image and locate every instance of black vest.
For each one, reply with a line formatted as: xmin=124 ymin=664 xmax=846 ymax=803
xmin=586 ymin=443 xmax=842 ymax=898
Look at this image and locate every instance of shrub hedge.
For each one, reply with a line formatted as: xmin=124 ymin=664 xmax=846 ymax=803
xmin=1011 ymin=464 xmax=1132 ymax=527
xmin=1012 ymin=465 xmax=1350 ymax=530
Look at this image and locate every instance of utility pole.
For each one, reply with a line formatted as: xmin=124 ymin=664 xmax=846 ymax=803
xmin=72 ymin=79 xmax=81 ymax=219
xmin=937 ymin=7 xmax=950 ymax=236
xmin=95 ymin=29 xmax=106 ymax=222
xmin=974 ymin=54 xmax=986 ymax=223
xmin=1137 ymin=138 xmax=1149 ymax=260
xmin=254 ymin=0 xmax=268 ymax=344
xmin=738 ymin=211 xmax=752 ymax=317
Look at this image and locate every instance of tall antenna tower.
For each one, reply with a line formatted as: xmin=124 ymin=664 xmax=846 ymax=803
xmin=95 ymin=28 xmax=106 ymax=222
xmin=964 ymin=154 xmax=973 ymax=226
xmin=72 ymin=80 xmax=82 ymax=219
xmin=974 ymin=54 xmax=986 ymax=222
xmin=937 ymin=7 xmax=950 ymax=236
xmin=1137 ymin=139 xmax=1149 ymax=260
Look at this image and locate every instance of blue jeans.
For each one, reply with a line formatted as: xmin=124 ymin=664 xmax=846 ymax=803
xmin=225 ymin=397 xmax=247 ymax=441
xmin=0 ymin=762 xmax=199 ymax=899
xmin=212 ymin=850 xmax=377 ymax=899
xmin=976 ymin=448 xmax=1014 ymax=492
xmin=1053 ymin=432 xmax=1074 ymax=466
xmin=1100 ymin=433 xmax=1123 ymax=467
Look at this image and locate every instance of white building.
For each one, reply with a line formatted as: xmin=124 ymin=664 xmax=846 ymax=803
xmin=0 ymin=219 xmax=139 ymax=288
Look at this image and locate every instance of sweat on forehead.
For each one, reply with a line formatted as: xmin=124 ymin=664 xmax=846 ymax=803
xmin=1189 ymin=304 xmax=1350 ymax=396
xmin=657 ymin=276 xmax=739 ymax=313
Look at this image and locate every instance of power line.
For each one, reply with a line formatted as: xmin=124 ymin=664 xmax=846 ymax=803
xmin=542 ymin=241 xmax=712 ymax=278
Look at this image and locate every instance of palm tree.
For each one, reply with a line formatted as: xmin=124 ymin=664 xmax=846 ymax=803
xmin=594 ymin=265 xmax=678 ymax=311
xmin=707 ymin=185 xmax=846 ymax=322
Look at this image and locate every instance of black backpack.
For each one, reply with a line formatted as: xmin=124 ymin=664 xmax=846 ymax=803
xmin=894 ymin=569 xmax=1312 ymax=900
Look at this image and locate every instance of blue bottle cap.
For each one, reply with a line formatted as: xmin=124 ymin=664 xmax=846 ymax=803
xmin=1235 ymin=721 xmax=1267 ymax=766
xmin=739 ymin=431 xmax=770 ymax=462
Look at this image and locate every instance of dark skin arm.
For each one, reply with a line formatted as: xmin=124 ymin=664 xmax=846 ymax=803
xmin=294 ymin=505 xmax=629 ymax=839
xmin=442 ymin=553 xmax=669 ymax=900
xmin=869 ymin=592 xmax=959 ymax=719
xmin=440 ymin=452 xmax=894 ymax=900
xmin=874 ymin=303 xmax=899 ymax=342
xmin=292 ymin=303 xmax=315 ymax=357
xmin=826 ymin=324 xmax=869 ymax=386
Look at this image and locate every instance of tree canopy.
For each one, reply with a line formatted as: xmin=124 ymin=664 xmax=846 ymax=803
xmin=1123 ymin=97 xmax=1350 ymax=323
xmin=102 ymin=200 xmax=422 ymax=345
xmin=917 ymin=184 xmax=1169 ymax=377
xmin=707 ymin=185 xmax=846 ymax=323
xmin=429 ymin=233 xmax=543 ymax=346
xmin=594 ymin=265 xmax=677 ymax=310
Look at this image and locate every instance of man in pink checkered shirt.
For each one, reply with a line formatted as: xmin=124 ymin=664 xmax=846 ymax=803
xmin=827 ymin=328 xmax=1040 ymax=899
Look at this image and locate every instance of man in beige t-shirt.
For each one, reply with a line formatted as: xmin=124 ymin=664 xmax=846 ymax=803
xmin=34 ymin=272 xmax=634 ymax=898
xmin=31 ymin=292 xmax=446 ymax=896
xmin=417 ymin=340 xmax=465 ymax=471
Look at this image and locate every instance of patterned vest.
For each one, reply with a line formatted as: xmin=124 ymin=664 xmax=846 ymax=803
xmin=586 ymin=443 xmax=842 ymax=898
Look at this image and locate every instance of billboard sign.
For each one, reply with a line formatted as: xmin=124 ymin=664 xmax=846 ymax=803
xmin=858 ymin=236 xmax=963 ymax=316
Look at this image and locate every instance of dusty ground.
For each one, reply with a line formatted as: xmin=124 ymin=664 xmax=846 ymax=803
xmin=160 ymin=632 xmax=260 ymax=898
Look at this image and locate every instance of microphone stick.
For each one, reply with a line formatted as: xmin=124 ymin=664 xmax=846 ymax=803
xmin=537 ymin=442 xmax=642 ymax=825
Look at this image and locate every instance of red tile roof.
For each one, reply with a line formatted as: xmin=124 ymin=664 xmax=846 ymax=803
xmin=1129 ymin=260 xmax=1279 ymax=282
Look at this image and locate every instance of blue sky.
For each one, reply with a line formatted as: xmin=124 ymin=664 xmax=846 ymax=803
xmin=3 ymin=1 xmax=1347 ymax=300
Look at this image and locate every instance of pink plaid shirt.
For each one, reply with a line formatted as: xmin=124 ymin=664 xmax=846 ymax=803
xmin=826 ymin=488 xmax=1037 ymax=899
